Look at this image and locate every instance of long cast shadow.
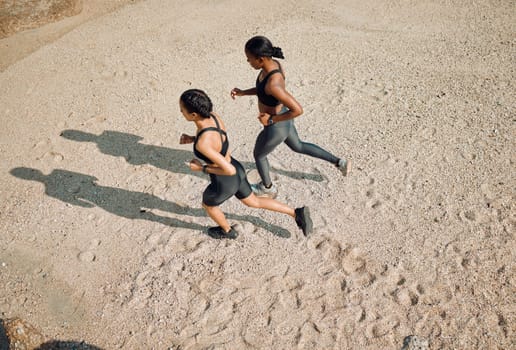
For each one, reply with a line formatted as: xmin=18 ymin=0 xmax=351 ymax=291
xmin=10 ymin=167 xmax=291 ymax=237
xmin=60 ymin=129 xmax=325 ymax=182
xmin=36 ymin=341 xmax=103 ymax=350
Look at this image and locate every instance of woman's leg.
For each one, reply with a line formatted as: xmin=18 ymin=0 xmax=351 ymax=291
xmin=240 ymin=193 xmax=295 ymax=217
xmin=234 ymin=160 xmax=312 ymax=236
xmin=284 ymin=123 xmax=340 ymax=164
xmin=253 ymin=124 xmax=290 ymax=186
xmin=202 ymin=179 xmax=236 ymax=234
xmin=203 ymin=203 xmax=232 ymax=232
xmin=240 ymin=193 xmax=313 ymax=236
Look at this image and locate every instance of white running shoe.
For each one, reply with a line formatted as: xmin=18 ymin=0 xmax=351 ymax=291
xmin=251 ymin=182 xmax=278 ymax=198
xmin=337 ymin=158 xmax=351 ymax=176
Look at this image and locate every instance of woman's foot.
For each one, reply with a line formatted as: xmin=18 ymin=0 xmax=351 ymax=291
xmin=251 ymin=181 xmax=278 ymax=198
xmin=295 ymin=207 xmax=313 ymax=236
xmin=337 ymin=158 xmax=351 ymax=176
xmin=207 ymin=225 xmax=238 ymax=239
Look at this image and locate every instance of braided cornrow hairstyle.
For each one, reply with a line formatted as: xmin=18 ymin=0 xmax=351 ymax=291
xmin=180 ymin=89 xmax=213 ymax=118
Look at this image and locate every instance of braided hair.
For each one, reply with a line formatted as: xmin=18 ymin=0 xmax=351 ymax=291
xmin=180 ymin=89 xmax=213 ymax=118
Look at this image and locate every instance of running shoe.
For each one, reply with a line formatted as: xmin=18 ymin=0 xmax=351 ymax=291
xmin=207 ymin=225 xmax=238 ymax=239
xmin=337 ymin=158 xmax=351 ymax=176
xmin=295 ymin=206 xmax=313 ymax=236
xmin=251 ymin=181 xmax=278 ymax=198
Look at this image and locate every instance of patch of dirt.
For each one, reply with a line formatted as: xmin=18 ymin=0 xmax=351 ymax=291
xmin=0 ymin=0 xmax=139 ymax=72
xmin=0 ymin=0 xmax=82 ymax=39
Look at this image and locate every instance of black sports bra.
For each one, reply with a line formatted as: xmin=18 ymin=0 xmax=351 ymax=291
xmin=256 ymin=69 xmax=283 ymax=107
xmin=194 ymin=114 xmax=229 ymax=164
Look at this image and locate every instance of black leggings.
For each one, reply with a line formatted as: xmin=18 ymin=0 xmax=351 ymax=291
xmin=203 ymin=158 xmax=253 ymax=206
xmin=253 ymin=119 xmax=339 ymax=186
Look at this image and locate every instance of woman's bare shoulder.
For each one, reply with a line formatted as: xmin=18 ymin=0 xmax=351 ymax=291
xmin=210 ymin=112 xmax=226 ymax=130
xmin=274 ymin=60 xmax=286 ymax=75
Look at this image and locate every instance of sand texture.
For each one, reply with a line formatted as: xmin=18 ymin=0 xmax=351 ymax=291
xmin=0 ymin=0 xmax=514 ymax=349
xmin=0 ymin=0 xmax=82 ymax=39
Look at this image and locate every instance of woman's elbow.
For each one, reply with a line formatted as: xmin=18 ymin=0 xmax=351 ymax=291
xmin=292 ymin=106 xmax=303 ymax=117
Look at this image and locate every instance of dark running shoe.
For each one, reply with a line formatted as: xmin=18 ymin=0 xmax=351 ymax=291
xmin=295 ymin=207 xmax=313 ymax=236
xmin=207 ymin=225 xmax=238 ymax=239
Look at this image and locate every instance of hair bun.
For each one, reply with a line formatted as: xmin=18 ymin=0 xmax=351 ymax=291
xmin=272 ymin=47 xmax=285 ymax=59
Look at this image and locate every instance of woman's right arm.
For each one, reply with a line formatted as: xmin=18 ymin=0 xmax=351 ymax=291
xmin=193 ymin=133 xmax=236 ymax=176
xmin=231 ymin=87 xmax=257 ymax=99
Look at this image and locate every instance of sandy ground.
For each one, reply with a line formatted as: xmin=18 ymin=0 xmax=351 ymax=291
xmin=0 ymin=0 xmax=515 ymax=349
xmin=0 ymin=0 xmax=140 ymax=72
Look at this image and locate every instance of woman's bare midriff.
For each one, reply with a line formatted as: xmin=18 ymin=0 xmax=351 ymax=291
xmin=258 ymin=102 xmax=284 ymax=115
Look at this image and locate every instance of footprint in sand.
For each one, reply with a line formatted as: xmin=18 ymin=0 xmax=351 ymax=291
xmin=363 ymin=176 xmax=384 ymax=210
xmin=145 ymin=229 xmax=170 ymax=247
xmin=310 ymin=235 xmax=435 ymax=345
xmin=331 ymin=79 xmax=390 ymax=106
xmin=394 ymin=287 xmax=419 ymax=307
xmin=77 ymin=251 xmax=95 ymax=262
xmin=366 ymin=315 xmax=401 ymax=338
xmin=77 ymin=238 xmax=101 ymax=263
xmin=357 ymin=79 xmax=390 ymax=102
xmin=325 ymin=274 xmax=347 ymax=310
xmin=82 ymin=114 xmax=107 ymax=125
xmin=341 ymin=247 xmax=367 ymax=274
xmin=127 ymin=268 xmax=156 ymax=309
xmin=358 ymin=80 xmax=390 ymax=102
xmin=33 ymin=139 xmax=65 ymax=162
xmin=99 ymin=64 xmax=129 ymax=81
xmin=33 ymin=139 xmax=51 ymax=152
xmin=165 ymin=229 xmax=206 ymax=254
xmin=416 ymin=126 xmax=437 ymax=141
xmin=275 ymin=320 xmax=299 ymax=342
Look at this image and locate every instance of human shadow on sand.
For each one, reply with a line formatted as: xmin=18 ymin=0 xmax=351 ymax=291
xmin=10 ymin=167 xmax=291 ymax=237
xmin=35 ymin=341 xmax=103 ymax=350
xmin=60 ymin=129 xmax=325 ymax=182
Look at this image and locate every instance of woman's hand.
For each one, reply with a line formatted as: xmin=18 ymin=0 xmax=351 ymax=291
xmin=187 ymin=159 xmax=203 ymax=172
xmin=179 ymin=133 xmax=195 ymax=144
xmin=258 ymin=112 xmax=271 ymax=126
xmin=230 ymin=88 xmax=243 ymax=99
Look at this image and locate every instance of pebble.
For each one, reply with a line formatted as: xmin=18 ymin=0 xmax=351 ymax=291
xmin=401 ymin=335 xmax=429 ymax=350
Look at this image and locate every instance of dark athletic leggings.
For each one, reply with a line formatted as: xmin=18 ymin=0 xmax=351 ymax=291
xmin=253 ymin=119 xmax=339 ymax=186
xmin=203 ymin=158 xmax=253 ymax=206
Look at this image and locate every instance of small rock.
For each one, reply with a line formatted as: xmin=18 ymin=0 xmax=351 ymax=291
xmin=401 ymin=335 xmax=429 ymax=350
xmin=1 ymin=318 xmax=46 ymax=349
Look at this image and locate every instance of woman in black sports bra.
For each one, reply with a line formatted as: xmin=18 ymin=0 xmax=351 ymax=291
xmin=231 ymin=36 xmax=351 ymax=198
xmin=179 ymin=89 xmax=313 ymax=238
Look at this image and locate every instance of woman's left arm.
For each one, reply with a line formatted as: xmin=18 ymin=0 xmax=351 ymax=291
xmin=259 ymin=76 xmax=303 ymax=125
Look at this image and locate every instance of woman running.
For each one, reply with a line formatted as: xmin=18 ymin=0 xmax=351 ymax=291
xmin=231 ymin=36 xmax=350 ymax=198
xmin=179 ymin=89 xmax=312 ymax=238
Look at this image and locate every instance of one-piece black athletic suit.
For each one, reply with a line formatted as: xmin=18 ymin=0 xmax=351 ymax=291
xmin=194 ymin=114 xmax=252 ymax=206
xmin=253 ymin=66 xmax=339 ymax=186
